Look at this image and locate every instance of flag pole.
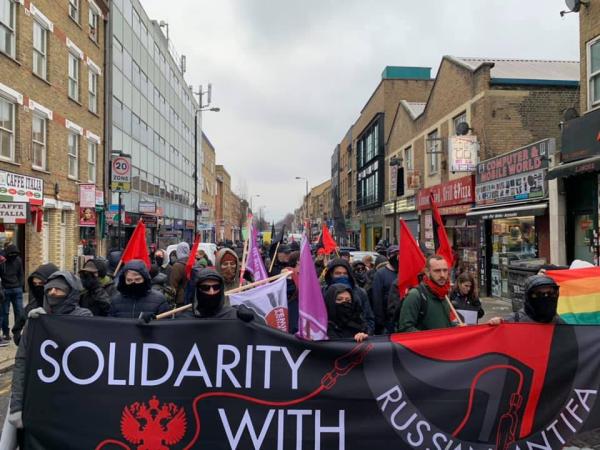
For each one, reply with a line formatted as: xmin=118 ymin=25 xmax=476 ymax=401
xmin=226 ymin=270 xmax=291 ymax=295
xmin=268 ymin=241 xmax=280 ymax=273
xmin=445 ymin=295 xmax=465 ymax=326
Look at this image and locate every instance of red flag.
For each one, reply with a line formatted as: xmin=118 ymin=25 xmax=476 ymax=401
xmin=186 ymin=234 xmax=201 ymax=279
xmin=321 ymin=224 xmax=337 ymax=255
xmin=398 ymin=219 xmax=426 ymax=298
xmin=429 ymin=192 xmax=455 ymax=267
xmin=121 ymin=220 xmax=151 ymax=268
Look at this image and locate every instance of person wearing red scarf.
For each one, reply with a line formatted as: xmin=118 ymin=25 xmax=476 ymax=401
xmin=397 ymin=255 xmax=458 ymax=332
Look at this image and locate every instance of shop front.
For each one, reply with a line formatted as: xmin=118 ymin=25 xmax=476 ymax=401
xmin=548 ymin=108 xmax=600 ymax=265
xmin=417 ymin=175 xmax=477 ymax=276
xmin=0 ymin=170 xmax=44 ymax=273
xmin=359 ymin=207 xmax=383 ymax=250
xmin=467 ymin=138 xmax=553 ymax=299
xmin=383 ymin=196 xmax=418 ymax=244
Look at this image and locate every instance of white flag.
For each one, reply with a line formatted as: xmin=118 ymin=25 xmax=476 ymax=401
xmin=229 ymin=276 xmax=289 ymax=332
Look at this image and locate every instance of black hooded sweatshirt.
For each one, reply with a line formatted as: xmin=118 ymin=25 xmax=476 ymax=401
xmin=1 ymin=244 xmax=24 ymax=289
xmin=109 ymin=260 xmax=170 ymax=318
xmin=12 ymin=263 xmax=59 ymax=345
xmin=324 ymin=284 xmax=368 ymax=339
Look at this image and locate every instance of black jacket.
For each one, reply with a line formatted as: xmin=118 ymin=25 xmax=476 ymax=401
xmin=323 ymin=258 xmax=375 ymax=334
xmin=324 ymin=284 xmax=368 ymax=339
xmin=1 ymin=244 xmax=24 ymax=289
xmin=109 ymin=260 xmax=170 ymax=318
xmin=370 ymin=265 xmax=397 ymax=333
xmin=449 ymin=290 xmax=484 ymax=319
xmin=12 ymin=263 xmax=59 ymax=344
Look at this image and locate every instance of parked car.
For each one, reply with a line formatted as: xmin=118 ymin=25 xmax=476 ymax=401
xmin=349 ymin=251 xmax=379 ymax=264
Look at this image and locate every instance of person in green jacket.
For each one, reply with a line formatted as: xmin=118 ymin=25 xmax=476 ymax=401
xmin=397 ymin=254 xmax=459 ymax=332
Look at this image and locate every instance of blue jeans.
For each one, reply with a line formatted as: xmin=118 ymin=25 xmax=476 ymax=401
xmin=1 ymin=288 xmax=23 ymax=337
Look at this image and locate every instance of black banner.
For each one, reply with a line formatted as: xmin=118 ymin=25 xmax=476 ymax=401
xmin=23 ymin=317 xmax=600 ymax=449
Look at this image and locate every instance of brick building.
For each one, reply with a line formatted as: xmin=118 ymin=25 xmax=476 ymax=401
xmin=332 ymin=66 xmax=434 ymax=250
xmin=308 ymin=179 xmax=331 ymax=237
xmin=0 ymin=0 xmax=108 ymax=275
xmin=200 ymin=133 xmax=216 ymax=242
xmin=547 ymin=0 xmax=600 ymax=266
xmin=215 ymin=164 xmax=242 ymax=243
xmin=386 ymin=56 xmax=579 ymax=297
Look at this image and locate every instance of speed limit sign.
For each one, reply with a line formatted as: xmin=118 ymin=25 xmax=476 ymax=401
xmin=111 ymin=155 xmax=132 ymax=192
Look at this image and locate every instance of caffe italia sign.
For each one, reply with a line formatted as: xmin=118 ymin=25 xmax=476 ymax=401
xmin=0 ymin=170 xmax=43 ymax=206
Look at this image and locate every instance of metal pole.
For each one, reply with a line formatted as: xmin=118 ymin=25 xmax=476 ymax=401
xmin=393 ymin=200 xmax=397 ymax=245
xmin=117 ymin=191 xmax=122 ymax=249
xmin=194 ymin=111 xmax=198 ymax=235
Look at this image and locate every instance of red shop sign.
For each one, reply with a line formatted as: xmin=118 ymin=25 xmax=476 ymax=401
xmin=417 ymin=175 xmax=475 ymax=210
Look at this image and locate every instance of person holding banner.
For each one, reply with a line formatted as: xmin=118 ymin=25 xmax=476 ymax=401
xmin=449 ymin=272 xmax=484 ymax=324
xmin=324 ymin=284 xmax=369 ymax=342
xmin=9 ymin=271 xmax=93 ymax=433
xmin=182 ymin=268 xmax=260 ymax=322
xmin=109 ymin=260 xmax=170 ymax=320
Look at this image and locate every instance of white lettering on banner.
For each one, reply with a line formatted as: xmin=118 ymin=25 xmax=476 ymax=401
xmin=36 ymin=340 xmax=312 ymax=390
xmin=218 ymin=408 xmax=346 ymax=450
xmin=376 ymin=384 xmax=597 ymax=450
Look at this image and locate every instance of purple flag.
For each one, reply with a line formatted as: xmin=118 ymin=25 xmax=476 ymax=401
xmin=246 ymin=223 xmax=268 ymax=281
xmin=296 ymin=235 xmax=329 ymax=341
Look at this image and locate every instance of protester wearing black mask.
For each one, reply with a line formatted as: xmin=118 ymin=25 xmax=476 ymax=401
xmin=181 ymin=268 xmax=260 ymax=322
xmin=324 ymin=284 xmax=369 ymax=342
xmin=10 ymin=272 xmax=92 ymax=432
xmin=12 ymin=263 xmax=58 ymax=345
xmin=371 ymin=245 xmax=399 ymax=334
xmin=79 ymin=260 xmax=112 ymax=316
xmin=489 ymin=275 xmax=564 ymax=325
xmin=351 ymin=261 xmax=368 ymax=288
xmin=108 ymin=260 xmax=170 ymax=319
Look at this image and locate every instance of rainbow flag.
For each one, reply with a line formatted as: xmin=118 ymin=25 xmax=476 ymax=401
xmin=547 ymin=267 xmax=600 ymax=324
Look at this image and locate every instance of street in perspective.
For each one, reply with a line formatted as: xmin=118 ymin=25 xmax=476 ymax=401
xmin=0 ymin=0 xmax=599 ymax=448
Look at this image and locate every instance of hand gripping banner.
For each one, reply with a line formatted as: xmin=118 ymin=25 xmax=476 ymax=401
xmin=21 ymin=316 xmax=600 ymax=449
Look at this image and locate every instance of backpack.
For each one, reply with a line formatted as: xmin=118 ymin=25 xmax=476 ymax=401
xmin=388 ymin=282 xmax=429 ymax=332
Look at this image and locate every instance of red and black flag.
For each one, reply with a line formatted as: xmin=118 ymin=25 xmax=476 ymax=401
xmin=315 ymin=223 xmax=337 ymax=255
xmin=430 ymin=192 xmax=454 ymax=267
xmin=397 ymin=219 xmax=426 ymax=298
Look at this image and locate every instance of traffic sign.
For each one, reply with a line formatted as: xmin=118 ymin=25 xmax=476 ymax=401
xmin=110 ymin=155 xmax=131 ymax=192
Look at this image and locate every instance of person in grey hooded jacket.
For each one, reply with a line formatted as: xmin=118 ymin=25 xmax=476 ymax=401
xmin=9 ymin=271 xmax=92 ymax=430
xmin=168 ymin=242 xmax=190 ymax=305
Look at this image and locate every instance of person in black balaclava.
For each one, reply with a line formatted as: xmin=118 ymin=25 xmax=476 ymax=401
xmin=12 ymin=263 xmax=58 ymax=345
xmin=181 ymin=268 xmax=260 ymax=322
xmin=78 ymin=259 xmax=113 ymax=316
xmin=371 ymin=245 xmax=399 ymax=334
xmin=489 ymin=275 xmax=564 ymax=324
xmin=109 ymin=260 xmax=170 ymax=319
xmin=351 ymin=261 xmax=368 ymax=289
xmin=324 ymin=284 xmax=369 ymax=342
xmin=323 ymin=258 xmax=375 ymax=334
xmin=10 ymin=272 xmax=92 ymax=432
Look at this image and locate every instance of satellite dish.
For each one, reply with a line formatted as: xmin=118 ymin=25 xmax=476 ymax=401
xmin=455 ymin=122 xmax=470 ymax=136
xmin=566 ymin=0 xmax=587 ymax=12
xmin=563 ymin=107 xmax=579 ymax=121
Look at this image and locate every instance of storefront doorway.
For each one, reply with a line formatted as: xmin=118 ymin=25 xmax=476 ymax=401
xmin=566 ymin=173 xmax=598 ymax=265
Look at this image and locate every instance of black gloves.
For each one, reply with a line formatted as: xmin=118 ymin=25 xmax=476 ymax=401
xmin=138 ymin=312 xmax=156 ymax=324
xmin=236 ymin=308 xmax=254 ymax=323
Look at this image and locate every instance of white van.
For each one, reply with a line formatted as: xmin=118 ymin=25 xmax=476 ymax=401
xmin=165 ymin=242 xmax=217 ymax=266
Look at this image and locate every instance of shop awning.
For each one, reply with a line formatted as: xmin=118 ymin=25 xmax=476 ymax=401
xmin=466 ymin=202 xmax=547 ymax=219
xmin=546 ymin=155 xmax=600 ymax=180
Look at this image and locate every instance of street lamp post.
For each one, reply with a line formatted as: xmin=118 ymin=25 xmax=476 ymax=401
xmin=193 ymin=84 xmax=220 ymax=237
xmin=389 ymin=155 xmax=402 ymax=245
xmin=250 ymin=194 xmax=260 ymax=212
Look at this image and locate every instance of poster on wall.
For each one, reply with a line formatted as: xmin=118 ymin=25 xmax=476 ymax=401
xmin=491 ymin=268 xmax=501 ymax=297
xmin=79 ymin=207 xmax=96 ymax=227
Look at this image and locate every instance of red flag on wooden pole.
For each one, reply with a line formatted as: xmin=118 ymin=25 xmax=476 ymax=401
xmin=186 ymin=234 xmax=201 ymax=279
xmin=398 ymin=219 xmax=426 ymax=298
xmin=429 ymin=192 xmax=455 ymax=268
xmin=120 ymin=220 xmax=151 ymax=269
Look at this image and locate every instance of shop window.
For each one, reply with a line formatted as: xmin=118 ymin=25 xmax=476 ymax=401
xmin=0 ymin=0 xmax=15 ymax=58
xmin=452 ymin=112 xmax=467 ymax=135
xmin=89 ymin=7 xmax=99 ymax=42
xmin=32 ymin=114 xmax=47 ymax=170
xmin=588 ymin=36 xmax=600 ymax=109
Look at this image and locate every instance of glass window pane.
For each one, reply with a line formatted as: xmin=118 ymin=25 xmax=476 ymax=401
xmin=591 ymin=41 xmax=600 ymax=73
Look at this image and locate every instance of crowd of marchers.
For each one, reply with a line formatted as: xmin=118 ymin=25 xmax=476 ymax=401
xmin=0 ymin=238 xmax=562 ymax=447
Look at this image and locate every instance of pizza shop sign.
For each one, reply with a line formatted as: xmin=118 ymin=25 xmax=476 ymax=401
xmin=417 ymin=175 xmax=475 ymax=210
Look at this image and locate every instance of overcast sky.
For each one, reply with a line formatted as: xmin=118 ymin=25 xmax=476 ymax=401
xmin=140 ymin=0 xmax=579 ymax=222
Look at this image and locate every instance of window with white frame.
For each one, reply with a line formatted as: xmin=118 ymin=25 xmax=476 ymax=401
xmin=68 ymin=132 xmax=78 ymax=179
xmin=32 ymin=114 xmax=46 ymax=169
xmin=427 ymin=129 xmax=440 ymax=175
xmin=0 ymin=0 xmax=15 ymax=57
xmin=87 ymin=141 xmax=96 ymax=182
xmin=68 ymin=0 xmax=79 ymax=23
xmin=89 ymin=7 xmax=99 ymax=42
xmin=452 ymin=112 xmax=467 ymax=135
xmin=88 ymin=71 xmax=97 ymax=113
xmin=33 ymin=21 xmax=47 ymax=79
xmin=68 ymin=53 xmax=79 ymax=101
xmin=0 ymin=96 xmax=14 ymax=161
xmin=404 ymin=146 xmax=413 ymax=171
xmin=589 ymin=36 xmax=600 ymax=109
